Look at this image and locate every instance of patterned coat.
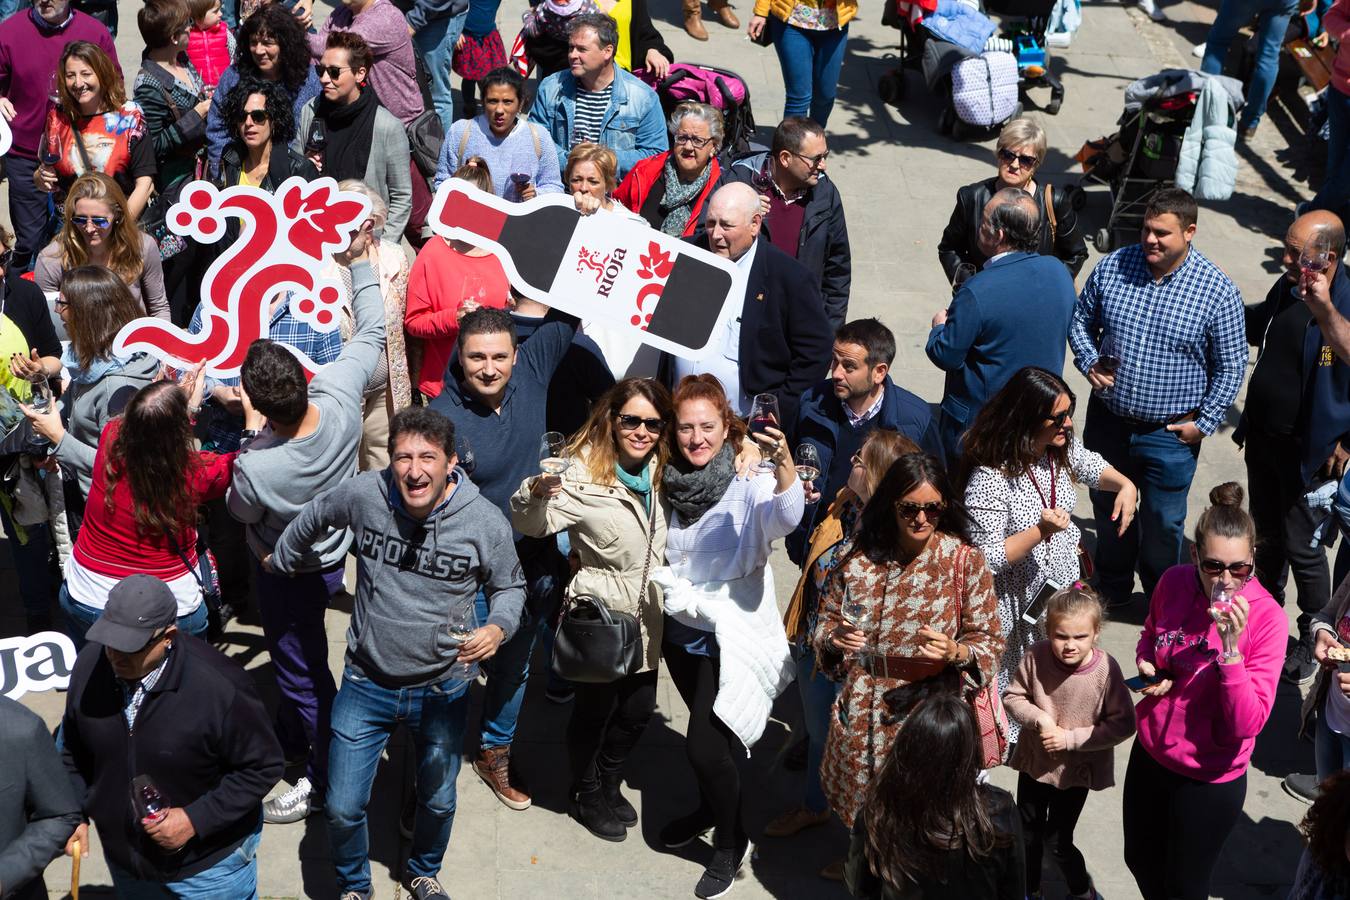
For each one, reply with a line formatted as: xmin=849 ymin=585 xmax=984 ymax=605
xmin=813 ymin=532 xmax=1002 ymax=826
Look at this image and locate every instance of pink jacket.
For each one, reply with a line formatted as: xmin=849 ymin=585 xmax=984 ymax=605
xmin=187 ymin=21 xmax=233 ymax=88
xmin=1134 ymin=565 xmax=1285 ymax=783
xmin=1328 ymin=0 xmax=1350 ymax=96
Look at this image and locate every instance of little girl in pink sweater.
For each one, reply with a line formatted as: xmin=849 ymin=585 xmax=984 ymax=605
xmin=1003 ymin=584 xmax=1135 ymax=900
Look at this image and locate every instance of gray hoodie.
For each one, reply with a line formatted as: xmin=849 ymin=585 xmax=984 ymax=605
xmin=271 ymin=468 xmax=526 ymax=686
xmin=54 ymin=352 xmax=160 ymax=496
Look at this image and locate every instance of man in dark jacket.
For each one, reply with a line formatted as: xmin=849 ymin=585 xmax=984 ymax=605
xmin=789 ymin=318 xmax=942 ymax=563
xmin=1239 ymin=211 xmax=1350 ymax=685
xmin=670 ymin=183 xmax=832 ymax=440
xmin=0 ymin=695 xmax=80 ymax=900
xmin=60 ymin=575 xmax=283 ymax=896
xmin=723 ymin=116 xmax=851 ymax=330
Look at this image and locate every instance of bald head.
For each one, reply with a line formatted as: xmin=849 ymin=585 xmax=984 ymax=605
xmin=706 ymin=183 xmax=763 ymax=261
xmin=979 ymin=187 xmax=1041 ymax=256
xmin=1284 ymin=210 xmax=1346 ymax=285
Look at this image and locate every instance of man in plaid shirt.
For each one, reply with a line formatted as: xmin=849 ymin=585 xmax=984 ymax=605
xmin=1069 ymin=187 xmax=1248 ymax=607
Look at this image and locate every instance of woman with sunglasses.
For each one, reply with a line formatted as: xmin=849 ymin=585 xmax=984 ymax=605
xmin=767 ymin=429 xmax=918 ymax=880
xmin=815 ymin=452 xmax=1002 ymax=831
xmin=959 ymin=366 xmax=1137 ymax=737
xmin=218 ymin=79 xmax=317 ymax=190
xmin=204 ymin=4 xmax=322 ymax=174
xmin=937 ymin=118 xmax=1089 ymax=284
xmin=1122 ymin=482 xmax=1284 ymax=900
xmin=34 ymin=173 xmax=170 ymax=321
xmin=651 ymin=375 xmax=802 ymax=897
xmin=510 ymin=378 xmax=674 ymax=844
xmin=612 ymin=102 xmax=723 ymax=238
xmin=299 ymin=30 xmax=412 ymax=242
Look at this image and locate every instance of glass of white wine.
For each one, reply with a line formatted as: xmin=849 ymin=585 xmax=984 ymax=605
xmin=795 ymin=443 xmax=821 ymax=485
xmin=539 ymin=431 xmax=570 ymax=477
xmin=448 ymin=602 xmax=480 ymax=681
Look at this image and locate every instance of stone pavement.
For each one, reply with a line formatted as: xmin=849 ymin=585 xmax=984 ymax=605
xmin=1 ymin=0 xmax=1326 ymax=894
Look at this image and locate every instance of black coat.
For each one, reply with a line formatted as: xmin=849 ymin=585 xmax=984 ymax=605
xmin=722 ymin=152 xmax=852 ymax=332
xmin=60 ymin=636 xmax=283 ymax=883
xmin=218 ymin=142 xmax=319 ymax=191
xmin=133 ymin=57 xmax=208 ymax=191
xmin=937 ymin=176 xmax=1089 ymax=281
xmin=0 ymin=696 xmax=82 ymax=900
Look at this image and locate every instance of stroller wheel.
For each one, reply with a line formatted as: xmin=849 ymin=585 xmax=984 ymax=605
xmin=1066 ymin=185 xmax=1087 ymax=212
xmin=878 ymin=69 xmax=905 ymax=107
xmin=1045 ymin=97 xmax=1062 ymax=116
xmin=950 ymin=117 xmax=967 ymax=141
xmin=938 ymin=105 xmax=955 ymax=135
xmin=1094 ymin=227 xmax=1113 ymax=252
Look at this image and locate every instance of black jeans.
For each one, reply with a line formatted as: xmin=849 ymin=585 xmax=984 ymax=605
xmin=663 ymin=641 xmax=744 ymax=851
xmin=4 ymin=155 xmax=53 ymax=271
xmin=566 ymin=669 xmax=658 ymax=791
xmin=1122 ymin=743 xmax=1246 ymax=900
xmin=1244 ymin=430 xmax=1333 ymax=641
xmin=1016 ymin=772 xmax=1090 ymax=895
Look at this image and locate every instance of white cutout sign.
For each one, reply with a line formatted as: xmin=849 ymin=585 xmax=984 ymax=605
xmin=0 ymin=631 xmax=76 ymax=699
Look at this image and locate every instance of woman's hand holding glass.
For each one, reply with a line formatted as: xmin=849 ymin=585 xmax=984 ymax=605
xmin=916 ymin=626 xmax=968 ymax=665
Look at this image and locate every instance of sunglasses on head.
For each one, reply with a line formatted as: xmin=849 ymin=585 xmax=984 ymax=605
xmin=1199 ymin=559 xmax=1253 ymax=578
xmin=71 ymin=215 xmax=113 ymax=229
xmin=850 ymin=451 xmax=864 ymax=467
xmin=895 ymin=500 xmax=946 ymax=521
xmin=242 ymin=108 xmax=270 ymax=124
xmin=616 ymin=414 xmax=665 ymax=433
xmin=315 ymin=63 xmax=351 ymax=80
xmin=997 ymin=148 xmax=1039 ymax=169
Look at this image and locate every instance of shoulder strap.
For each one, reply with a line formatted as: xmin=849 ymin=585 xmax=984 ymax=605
xmin=70 ymin=122 xmax=94 ymax=174
xmin=638 ymin=496 xmax=657 ymax=594
xmin=1043 ymin=183 xmax=1058 ymax=244
xmin=526 ymin=121 xmax=542 ymax=160
xmin=163 ymin=527 xmax=207 ymax=591
xmin=458 ymin=121 xmax=471 ymax=159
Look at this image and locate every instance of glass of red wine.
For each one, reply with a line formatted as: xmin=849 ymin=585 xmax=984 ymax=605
xmin=1096 ymin=332 xmax=1121 ymax=399
xmin=1295 ymin=229 xmax=1333 ymax=301
xmin=748 ymin=393 xmax=780 ymax=472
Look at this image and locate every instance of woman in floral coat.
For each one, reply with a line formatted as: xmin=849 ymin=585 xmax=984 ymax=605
xmin=814 ymin=453 xmax=1003 ymax=827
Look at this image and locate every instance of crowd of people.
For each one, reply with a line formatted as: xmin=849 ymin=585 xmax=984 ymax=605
xmin=1 ymin=0 xmax=1350 ymax=898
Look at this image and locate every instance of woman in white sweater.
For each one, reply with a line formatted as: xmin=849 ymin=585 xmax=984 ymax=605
xmin=653 ymin=374 xmax=803 ymax=900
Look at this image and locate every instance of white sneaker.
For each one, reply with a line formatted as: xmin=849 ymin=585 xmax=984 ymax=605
xmin=1135 ymin=0 xmax=1165 ymax=20
xmin=1192 ymin=41 xmax=1206 ymax=57
xmin=263 ymin=777 xmax=319 ymax=824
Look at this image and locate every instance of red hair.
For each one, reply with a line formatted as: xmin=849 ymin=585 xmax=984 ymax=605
xmin=671 ymin=375 xmax=748 ymax=447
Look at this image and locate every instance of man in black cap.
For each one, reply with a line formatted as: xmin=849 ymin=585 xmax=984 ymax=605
xmin=59 ymin=575 xmax=283 ymax=895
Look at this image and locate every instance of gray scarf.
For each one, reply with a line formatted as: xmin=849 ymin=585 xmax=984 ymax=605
xmin=663 ymin=442 xmax=737 ymax=526
xmin=658 ymin=157 xmax=712 ymax=237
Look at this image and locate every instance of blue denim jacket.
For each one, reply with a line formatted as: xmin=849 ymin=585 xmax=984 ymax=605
xmin=527 ymin=65 xmax=668 ymax=179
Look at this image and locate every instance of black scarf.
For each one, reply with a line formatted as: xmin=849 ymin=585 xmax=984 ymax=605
xmin=663 ymin=442 xmax=737 ymax=526
xmin=315 ymin=85 xmax=379 ymax=182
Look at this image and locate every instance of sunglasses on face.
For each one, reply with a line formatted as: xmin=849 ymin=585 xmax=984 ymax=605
xmin=673 ymin=133 xmax=714 ymax=148
xmin=895 ymin=500 xmax=946 ymax=521
xmin=790 ymin=150 xmax=828 ymax=168
xmin=616 ymin=414 xmax=666 ymax=434
xmin=315 ymin=63 xmax=351 ymax=80
xmin=997 ymin=148 xmax=1039 ymax=168
xmin=71 ymin=215 xmax=113 ymax=229
xmin=242 ymin=108 xmax=270 ymax=124
xmin=1199 ymin=559 xmax=1254 ymax=578
xmin=1045 ymin=408 xmax=1074 ymax=428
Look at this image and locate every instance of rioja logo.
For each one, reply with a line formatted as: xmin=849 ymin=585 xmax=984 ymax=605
xmin=112 ymin=178 xmax=372 ymax=378
xmin=0 ymin=632 xmax=76 ymax=699
xmin=576 ymin=247 xmax=611 ymax=280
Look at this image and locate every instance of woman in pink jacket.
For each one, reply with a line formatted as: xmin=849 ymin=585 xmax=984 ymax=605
xmin=1121 ymin=482 xmax=1285 ymax=900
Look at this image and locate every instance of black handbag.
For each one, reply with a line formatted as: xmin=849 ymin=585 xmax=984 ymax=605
xmin=551 ymin=506 xmax=655 ymax=684
xmin=164 ymin=525 xmax=224 ymax=636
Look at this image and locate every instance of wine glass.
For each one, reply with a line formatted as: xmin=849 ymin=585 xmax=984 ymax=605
xmin=539 ymin=431 xmax=570 ymax=477
xmin=1096 ymin=332 xmax=1122 ymax=399
xmin=132 ymin=775 xmax=169 ymax=824
xmin=747 ymin=394 xmax=780 ymax=473
xmin=795 ymin=443 xmax=821 ymax=487
xmin=1295 ymin=229 xmax=1334 ymax=300
xmin=460 ymin=274 xmax=486 ymax=317
xmin=841 ymin=596 xmax=871 ymax=665
xmin=456 ymin=434 xmax=475 ymax=477
xmin=950 ymin=262 xmax=977 ymax=295
xmin=447 ymin=602 xmax=481 ymax=681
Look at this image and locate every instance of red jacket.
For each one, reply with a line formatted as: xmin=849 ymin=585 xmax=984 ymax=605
xmin=187 ymin=21 xmax=233 ymax=88
xmin=613 ymin=152 xmax=720 ymax=237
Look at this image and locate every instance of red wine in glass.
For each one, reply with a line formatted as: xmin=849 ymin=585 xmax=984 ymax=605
xmin=132 ymin=775 xmax=168 ymax=824
xmin=1296 ymin=230 xmax=1333 ymax=300
xmin=40 ymin=131 xmax=59 ymax=167
xmin=1097 ymin=355 xmax=1121 ymax=374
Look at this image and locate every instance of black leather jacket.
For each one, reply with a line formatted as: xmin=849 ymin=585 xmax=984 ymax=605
xmin=937 ymin=176 xmax=1089 ymax=281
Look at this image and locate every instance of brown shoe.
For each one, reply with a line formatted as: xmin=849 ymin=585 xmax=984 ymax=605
xmin=709 ymin=0 xmax=739 ymax=28
xmin=819 ymin=858 xmax=845 ymax=881
xmin=682 ymin=0 xmax=709 ymax=40
xmin=763 ymin=806 xmax=830 ymax=838
xmin=473 ymin=746 xmax=531 ymax=810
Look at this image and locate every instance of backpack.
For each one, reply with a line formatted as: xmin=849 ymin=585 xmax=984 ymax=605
xmin=950 ymin=51 xmax=1019 ymax=127
xmin=634 ymin=63 xmax=758 ymax=157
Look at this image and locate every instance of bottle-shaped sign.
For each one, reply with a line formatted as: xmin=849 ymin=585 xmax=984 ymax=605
xmin=429 ymin=182 xmax=739 ymax=361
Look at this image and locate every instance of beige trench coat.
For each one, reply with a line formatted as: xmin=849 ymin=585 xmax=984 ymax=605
xmin=510 ymin=453 xmax=668 ymax=673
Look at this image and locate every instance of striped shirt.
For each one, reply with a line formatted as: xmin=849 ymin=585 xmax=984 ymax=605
xmin=1068 ymin=244 xmax=1247 ymax=435
xmin=572 ymin=84 xmax=613 ymax=144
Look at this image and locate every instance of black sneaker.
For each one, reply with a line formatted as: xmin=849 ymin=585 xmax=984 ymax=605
xmin=694 ymin=836 xmax=754 ymax=899
xmin=1282 ymin=772 xmax=1321 ymax=804
xmin=1282 ymin=642 xmax=1317 ymax=686
xmin=402 ymin=874 xmax=448 ymax=899
xmin=659 ymin=808 xmax=715 ymax=848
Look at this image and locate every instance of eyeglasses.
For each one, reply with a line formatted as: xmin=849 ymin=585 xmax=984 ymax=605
xmin=71 ymin=215 xmax=113 ymax=229
xmin=1044 ymin=408 xmax=1074 ymax=428
xmin=616 ymin=414 xmax=666 ymax=433
xmin=1199 ymin=559 xmax=1254 ymax=578
xmin=895 ymin=500 xmax=946 ymax=521
xmin=673 ymin=133 xmax=714 ymax=148
xmin=997 ymin=148 xmax=1039 ymax=169
xmin=790 ymin=150 xmax=829 ymax=168
xmin=243 ymin=108 xmax=270 ymax=124
xmin=54 ymin=296 xmax=69 ymax=309
xmin=315 ymin=63 xmax=352 ymax=80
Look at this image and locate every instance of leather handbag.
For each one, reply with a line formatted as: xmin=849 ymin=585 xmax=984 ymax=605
xmin=551 ymin=504 xmax=656 ymax=684
xmin=954 ymin=543 xmax=1010 ymax=768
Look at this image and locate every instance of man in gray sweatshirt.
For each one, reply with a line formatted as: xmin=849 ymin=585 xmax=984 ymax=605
xmin=226 ymin=232 xmax=384 ymax=825
xmin=269 ymin=406 xmax=525 ymax=900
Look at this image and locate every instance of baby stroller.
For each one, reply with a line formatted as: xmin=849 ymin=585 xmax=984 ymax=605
xmin=635 ymin=63 xmax=759 ymax=158
xmin=983 ymin=0 xmax=1065 ymax=115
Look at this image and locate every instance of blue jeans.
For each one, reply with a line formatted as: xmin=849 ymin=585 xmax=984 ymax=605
xmin=1083 ymin=397 xmax=1200 ymax=603
xmin=412 ymin=9 xmax=469 ymax=134
xmin=0 ymin=499 xmax=52 ymax=622
xmin=769 ymin=18 xmax=849 ymax=126
xmin=327 ymin=666 xmax=469 ymax=894
xmin=59 ymin=583 xmax=209 ymax=649
xmin=107 ymin=823 xmax=261 ymax=898
xmin=793 ymin=641 xmax=840 ymax=814
xmin=1317 ymin=708 xmax=1350 ymax=782
xmin=1200 ymin=0 xmax=1298 ymax=129
xmin=1313 ymin=85 xmax=1350 ymax=220
xmin=0 ymin=0 xmax=26 ymax=23
xmin=473 ymin=545 xmax=566 ymax=748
